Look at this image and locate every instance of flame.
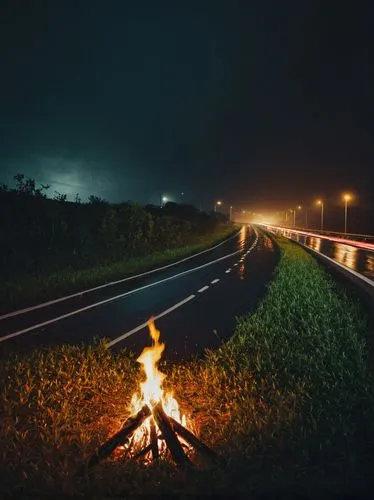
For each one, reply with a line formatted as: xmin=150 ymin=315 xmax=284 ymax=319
xmin=136 ymin=319 xmax=165 ymax=407
xmin=128 ymin=319 xmax=187 ymax=455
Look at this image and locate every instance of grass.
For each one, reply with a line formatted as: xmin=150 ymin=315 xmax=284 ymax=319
xmin=0 ymin=224 xmax=236 ymax=314
xmin=1 ymin=236 xmax=373 ymax=498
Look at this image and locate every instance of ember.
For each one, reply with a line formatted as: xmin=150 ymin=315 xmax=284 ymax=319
xmin=85 ymin=319 xmax=219 ymax=469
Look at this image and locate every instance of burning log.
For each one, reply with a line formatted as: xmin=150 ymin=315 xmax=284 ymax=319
xmin=169 ymin=416 xmax=222 ymax=466
xmin=152 ymin=402 xmax=191 ymax=467
xmin=79 ymin=319 xmax=220 ymax=472
xmin=86 ymin=405 xmax=151 ymax=469
xmin=132 ymin=433 xmax=163 ymax=461
xmin=150 ymin=419 xmax=159 ymax=460
xmin=132 ymin=442 xmax=153 ymax=461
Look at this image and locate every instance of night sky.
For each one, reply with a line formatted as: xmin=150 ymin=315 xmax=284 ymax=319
xmin=0 ymin=1 xmax=373 ymax=210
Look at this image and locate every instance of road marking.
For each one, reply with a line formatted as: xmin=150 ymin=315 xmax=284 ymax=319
xmin=211 ymin=278 xmax=220 ymax=284
xmin=0 ymin=229 xmax=242 ymax=321
xmin=106 ymin=295 xmax=196 ymax=348
xmin=234 ymin=263 xmax=238 ymax=266
xmin=262 ymin=225 xmax=374 ymax=252
xmin=198 ymin=285 xmax=209 ymax=293
xmin=0 ymin=247 xmax=243 ymax=343
xmin=225 ymin=269 xmax=231 ymax=273
xmin=294 ymin=241 xmax=374 ymax=288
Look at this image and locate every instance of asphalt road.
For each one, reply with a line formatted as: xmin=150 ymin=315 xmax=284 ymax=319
xmin=268 ymin=226 xmax=374 ymax=283
xmin=0 ymin=226 xmax=278 ymax=360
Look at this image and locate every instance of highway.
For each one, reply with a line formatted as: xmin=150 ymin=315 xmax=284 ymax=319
xmin=0 ymin=226 xmax=278 ymax=360
xmin=265 ymin=226 xmax=374 ymax=284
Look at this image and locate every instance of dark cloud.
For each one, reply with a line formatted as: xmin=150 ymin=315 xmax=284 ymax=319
xmin=0 ymin=1 xmax=373 ymax=209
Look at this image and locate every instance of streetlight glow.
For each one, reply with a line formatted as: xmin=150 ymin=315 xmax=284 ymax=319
xmin=214 ymin=200 xmax=223 ymax=212
xmin=316 ymin=199 xmax=324 ymax=230
xmin=342 ymin=193 xmax=353 ymax=233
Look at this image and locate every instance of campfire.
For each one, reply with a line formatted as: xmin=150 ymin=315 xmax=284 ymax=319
xmin=86 ymin=319 xmax=219 ymax=469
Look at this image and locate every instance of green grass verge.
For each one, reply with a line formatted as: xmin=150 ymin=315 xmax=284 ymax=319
xmin=1 ymin=236 xmax=373 ymax=498
xmin=0 ymin=225 xmax=237 ymax=314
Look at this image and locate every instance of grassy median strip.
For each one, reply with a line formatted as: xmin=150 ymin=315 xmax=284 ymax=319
xmin=1 ymin=236 xmax=373 ymax=497
xmin=1 ymin=225 xmax=236 ymax=314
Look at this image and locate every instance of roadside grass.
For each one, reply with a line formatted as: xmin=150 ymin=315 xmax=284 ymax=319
xmin=0 ymin=224 xmax=236 ymax=314
xmin=1 ymin=236 xmax=373 ymax=498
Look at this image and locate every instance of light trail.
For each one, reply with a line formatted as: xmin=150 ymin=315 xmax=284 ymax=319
xmin=262 ymin=225 xmax=374 ymax=252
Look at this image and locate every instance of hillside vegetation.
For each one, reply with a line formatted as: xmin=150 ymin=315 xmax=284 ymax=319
xmin=0 ymin=175 xmax=231 ymax=311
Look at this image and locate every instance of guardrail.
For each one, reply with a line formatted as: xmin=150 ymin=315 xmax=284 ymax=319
xmin=277 ymin=225 xmax=374 ymax=243
xmin=260 ymin=225 xmax=374 ymax=252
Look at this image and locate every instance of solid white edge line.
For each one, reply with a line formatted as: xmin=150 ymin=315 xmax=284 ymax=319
xmin=106 ymin=294 xmax=196 ymax=348
xmin=262 ymin=224 xmax=374 ymax=252
xmin=211 ymin=278 xmax=220 ymax=284
xmin=198 ymin=285 xmax=209 ymax=293
xmin=286 ymin=237 xmax=374 ymax=288
xmin=0 ymin=229 xmax=242 ymax=321
xmin=0 ymin=248 xmax=242 ymax=343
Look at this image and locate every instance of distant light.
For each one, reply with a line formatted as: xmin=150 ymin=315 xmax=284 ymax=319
xmin=343 ymin=193 xmax=352 ymax=202
xmin=162 ymin=196 xmax=168 ymax=203
xmin=297 ymin=205 xmax=302 ymax=210
xmin=316 ymin=199 xmax=323 ymax=205
xmin=216 ymin=200 xmax=222 ymax=205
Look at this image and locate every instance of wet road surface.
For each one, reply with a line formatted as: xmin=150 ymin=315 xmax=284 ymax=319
xmin=0 ymin=226 xmax=279 ymax=360
xmin=268 ymin=226 xmax=374 ymax=283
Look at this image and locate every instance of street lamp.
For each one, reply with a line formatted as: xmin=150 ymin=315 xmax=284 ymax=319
xmin=229 ymin=205 xmax=233 ymax=222
xmin=294 ymin=205 xmax=302 ymax=227
xmin=343 ymin=193 xmax=352 ymax=233
xmin=316 ymin=200 xmax=324 ymax=230
xmin=214 ymin=200 xmax=223 ymax=212
xmin=288 ymin=208 xmax=295 ymax=227
xmin=304 ymin=206 xmax=308 ymax=228
xmin=160 ymin=195 xmax=168 ymax=207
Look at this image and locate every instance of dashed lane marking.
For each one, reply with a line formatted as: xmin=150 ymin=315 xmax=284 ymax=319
xmin=106 ymin=294 xmax=196 ymax=348
xmin=0 ymin=248 xmax=243 ymax=343
xmin=0 ymin=229 xmax=242 ymax=321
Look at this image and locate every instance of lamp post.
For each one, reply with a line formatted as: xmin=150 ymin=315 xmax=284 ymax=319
xmin=294 ymin=205 xmax=303 ymax=226
xmin=160 ymin=195 xmax=168 ymax=207
xmin=214 ymin=200 xmax=222 ymax=212
xmin=229 ymin=205 xmax=233 ymax=222
xmin=316 ymin=200 xmax=324 ymax=230
xmin=343 ymin=193 xmax=352 ymax=233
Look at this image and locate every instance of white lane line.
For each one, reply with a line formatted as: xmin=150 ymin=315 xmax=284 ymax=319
xmin=198 ymin=285 xmax=209 ymax=293
xmin=225 ymin=269 xmax=231 ymax=273
xmin=0 ymin=229 xmax=242 ymax=321
xmin=211 ymin=278 xmax=220 ymax=284
xmin=294 ymin=240 xmax=374 ymax=288
xmin=106 ymin=295 xmax=196 ymax=348
xmin=234 ymin=263 xmax=238 ymax=266
xmin=0 ymin=248 xmax=242 ymax=343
